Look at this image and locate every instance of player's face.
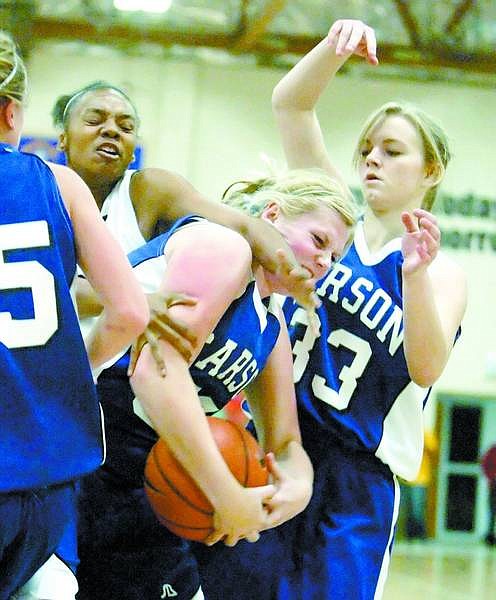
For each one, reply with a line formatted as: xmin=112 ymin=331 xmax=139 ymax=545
xmin=266 ymin=204 xmax=350 ymax=282
xmin=357 ymin=115 xmax=432 ymax=213
xmin=61 ymin=89 xmax=137 ymax=186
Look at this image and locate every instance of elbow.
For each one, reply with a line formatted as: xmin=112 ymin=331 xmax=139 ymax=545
xmin=115 ymin=300 xmax=149 ymax=339
xmin=271 ymin=85 xmax=289 ymax=113
xmin=271 ymin=85 xmax=281 ymax=110
xmin=410 ymin=371 xmax=438 ymax=389
xmin=406 ymin=342 xmax=451 ymax=388
xmin=408 ymin=362 xmax=444 ymax=388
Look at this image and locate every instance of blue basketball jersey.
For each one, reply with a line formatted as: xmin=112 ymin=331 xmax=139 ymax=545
xmin=284 ymin=222 xmax=428 ymax=480
xmin=127 ymin=215 xmax=281 ymax=409
xmin=98 ymin=215 xmax=281 ymax=485
xmin=0 ymin=144 xmax=103 ymax=492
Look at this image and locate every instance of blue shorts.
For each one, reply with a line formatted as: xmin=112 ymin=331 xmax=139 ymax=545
xmin=194 ymin=440 xmax=399 ymax=600
xmin=0 ymin=482 xmax=76 ymax=600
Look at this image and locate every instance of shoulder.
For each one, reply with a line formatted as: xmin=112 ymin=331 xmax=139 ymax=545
xmin=130 ymin=167 xmax=193 ymax=199
xmin=45 ymin=161 xmax=88 ymax=190
xmin=429 ymin=251 xmax=467 ymax=289
xmin=130 ymin=167 xmax=202 ymax=221
xmin=428 ymin=251 xmax=467 ymax=326
xmin=167 ymin=220 xmax=252 ymax=264
xmin=162 ymin=221 xmax=253 ymax=309
xmin=45 ymin=162 xmax=93 ymax=213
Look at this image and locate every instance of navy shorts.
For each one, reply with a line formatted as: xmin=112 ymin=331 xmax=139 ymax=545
xmin=74 ymin=469 xmax=201 ymax=600
xmin=195 ymin=441 xmax=399 ymax=600
xmin=0 ymin=482 xmax=76 ymax=600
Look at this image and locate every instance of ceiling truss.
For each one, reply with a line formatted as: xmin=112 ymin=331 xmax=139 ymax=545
xmin=1 ymin=0 xmax=495 ymax=79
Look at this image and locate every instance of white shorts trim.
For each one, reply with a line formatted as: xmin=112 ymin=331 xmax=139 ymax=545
xmin=13 ymin=554 xmax=78 ymax=600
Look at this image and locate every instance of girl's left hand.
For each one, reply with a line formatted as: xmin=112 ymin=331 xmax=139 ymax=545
xmin=262 ymin=453 xmax=312 ymax=530
xmin=401 ymin=209 xmax=441 ymax=276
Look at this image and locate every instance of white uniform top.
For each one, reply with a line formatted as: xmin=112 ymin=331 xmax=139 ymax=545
xmin=100 ymin=170 xmax=145 ymax=254
xmin=80 ymin=170 xmax=146 ymax=361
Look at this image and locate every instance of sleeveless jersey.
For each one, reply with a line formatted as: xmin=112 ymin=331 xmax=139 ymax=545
xmin=98 ymin=215 xmax=281 ymax=485
xmin=100 ymin=170 xmax=145 ymax=254
xmin=79 ymin=170 xmax=145 ymax=344
xmin=113 ymin=215 xmax=281 ymax=407
xmin=0 ymin=143 xmax=103 ymax=492
xmin=284 ymin=221 xmax=427 ymax=480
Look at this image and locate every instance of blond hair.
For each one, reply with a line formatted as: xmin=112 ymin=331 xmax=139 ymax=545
xmin=223 ymin=168 xmax=360 ymax=246
xmin=353 ymin=102 xmax=451 ymax=211
xmin=0 ymin=31 xmax=27 ymax=104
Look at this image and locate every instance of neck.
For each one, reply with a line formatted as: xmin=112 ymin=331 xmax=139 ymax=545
xmin=253 ymin=264 xmax=273 ymax=299
xmin=88 ymin=180 xmax=118 ymax=209
xmin=70 ymin=168 xmax=119 ymax=209
xmin=362 ymin=208 xmax=402 ymax=248
xmin=363 ymin=199 xmax=422 ymax=251
xmin=0 ymin=131 xmax=18 ymax=148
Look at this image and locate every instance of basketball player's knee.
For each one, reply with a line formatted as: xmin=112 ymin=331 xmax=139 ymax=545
xmin=14 ymin=555 xmax=78 ymax=600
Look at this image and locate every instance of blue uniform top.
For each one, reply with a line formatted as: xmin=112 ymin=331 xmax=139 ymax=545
xmin=98 ymin=216 xmax=281 ymax=485
xmin=284 ymin=222 xmax=429 ymax=480
xmin=0 ymin=144 xmax=103 ymax=492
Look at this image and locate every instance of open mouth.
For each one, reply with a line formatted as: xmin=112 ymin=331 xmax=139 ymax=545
xmin=96 ymin=143 xmax=120 ymax=159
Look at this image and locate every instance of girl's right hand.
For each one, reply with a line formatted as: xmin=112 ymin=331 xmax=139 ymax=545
xmin=327 ymin=19 xmax=378 ymax=66
xmin=205 ymin=483 xmax=276 ymax=547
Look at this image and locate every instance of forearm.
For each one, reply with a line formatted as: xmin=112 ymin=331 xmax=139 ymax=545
xmin=131 ymin=343 xmax=242 ymax=506
xmin=76 ymin=277 xmax=103 ymax=318
xmin=402 ymin=270 xmax=450 ymax=387
xmin=85 ymin=310 xmax=144 ymax=370
xmin=274 ymin=440 xmax=314 ymax=488
xmin=272 ymin=37 xmax=346 ymax=112
xmin=174 ymin=198 xmax=299 ymax=275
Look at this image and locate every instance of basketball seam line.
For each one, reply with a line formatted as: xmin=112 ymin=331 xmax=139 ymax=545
xmin=226 ymin=420 xmax=249 ymax=487
xmin=147 ymin=444 xmax=214 ymax=516
xmin=155 ymin=512 xmax=214 ymax=532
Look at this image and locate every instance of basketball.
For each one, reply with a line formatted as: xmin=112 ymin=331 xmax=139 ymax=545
xmin=144 ymin=416 xmax=268 ymax=542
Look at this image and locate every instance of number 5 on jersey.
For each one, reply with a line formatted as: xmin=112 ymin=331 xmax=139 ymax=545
xmin=0 ymin=221 xmax=58 ymax=349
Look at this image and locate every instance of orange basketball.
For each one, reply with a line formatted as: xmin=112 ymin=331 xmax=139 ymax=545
xmin=144 ymin=416 xmax=268 ymax=542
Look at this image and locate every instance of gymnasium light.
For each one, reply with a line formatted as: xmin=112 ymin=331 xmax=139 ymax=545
xmin=113 ymin=0 xmax=172 ymax=13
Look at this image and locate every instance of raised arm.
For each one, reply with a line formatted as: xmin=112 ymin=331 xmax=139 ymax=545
xmin=130 ymin=222 xmax=274 ymax=546
xmin=401 ymin=209 xmax=467 ymax=387
xmin=48 ymin=162 xmax=148 ymax=369
xmin=272 ymin=19 xmax=377 ymax=181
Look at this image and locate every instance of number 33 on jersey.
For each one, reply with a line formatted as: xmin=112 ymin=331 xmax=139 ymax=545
xmin=283 ymin=223 xmax=428 ymax=480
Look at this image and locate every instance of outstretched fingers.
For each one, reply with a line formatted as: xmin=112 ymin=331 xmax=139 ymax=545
xmin=401 ymin=211 xmax=419 ymax=233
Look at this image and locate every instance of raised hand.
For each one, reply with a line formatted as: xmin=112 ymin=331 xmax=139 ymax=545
xmin=127 ymin=291 xmax=197 ymax=377
xmin=327 ymin=19 xmax=378 ymax=66
xmin=401 ymin=209 xmax=441 ymax=276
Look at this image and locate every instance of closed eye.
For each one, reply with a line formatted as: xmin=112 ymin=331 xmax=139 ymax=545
xmin=312 ymin=233 xmax=325 ymax=247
